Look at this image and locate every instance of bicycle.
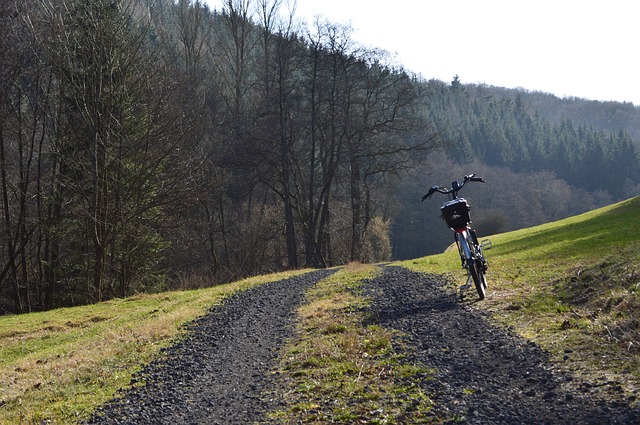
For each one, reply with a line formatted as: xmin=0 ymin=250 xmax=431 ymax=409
xmin=422 ymin=174 xmax=491 ymax=300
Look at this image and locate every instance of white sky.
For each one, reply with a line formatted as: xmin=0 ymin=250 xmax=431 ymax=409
xmin=205 ymin=0 xmax=640 ymax=105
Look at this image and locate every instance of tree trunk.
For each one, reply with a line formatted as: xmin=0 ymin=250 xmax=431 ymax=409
xmin=349 ymin=154 xmax=362 ymax=262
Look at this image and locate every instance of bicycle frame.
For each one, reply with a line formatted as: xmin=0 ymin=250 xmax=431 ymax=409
xmin=455 ymin=228 xmax=474 ymax=264
xmin=455 ymin=228 xmax=480 ymax=293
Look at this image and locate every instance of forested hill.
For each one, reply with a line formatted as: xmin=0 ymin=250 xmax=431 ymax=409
xmin=483 ymin=85 xmax=640 ymax=140
xmin=389 ymin=78 xmax=640 ymax=260
xmin=419 ymin=78 xmax=640 ymax=199
xmin=1 ymin=0 xmax=638 ymax=313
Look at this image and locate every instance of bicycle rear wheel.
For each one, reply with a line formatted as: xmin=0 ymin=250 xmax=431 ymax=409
xmin=469 ymin=260 xmax=486 ymax=300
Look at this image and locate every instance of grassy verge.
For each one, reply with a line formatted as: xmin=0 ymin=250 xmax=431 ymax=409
xmin=0 ymin=269 xmax=310 ymax=424
xmin=399 ymin=196 xmax=640 ymax=404
xmin=267 ymin=263 xmax=436 ymax=424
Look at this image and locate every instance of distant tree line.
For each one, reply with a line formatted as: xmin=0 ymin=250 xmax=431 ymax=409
xmin=484 ymin=86 xmax=640 ymax=141
xmin=420 ymin=79 xmax=640 ymax=200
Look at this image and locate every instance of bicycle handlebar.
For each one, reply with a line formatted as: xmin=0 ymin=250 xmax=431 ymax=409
xmin=421 ymin=174 xmax=485 ymax=201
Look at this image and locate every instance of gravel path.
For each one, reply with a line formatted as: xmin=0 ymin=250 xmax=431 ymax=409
xmin=86 ymin=266 xmax=640 ymax=424
xmin=364 ymin=266 xmax=640 ymax=424
xmin=87 ymin=269 xmax=334 ymax=425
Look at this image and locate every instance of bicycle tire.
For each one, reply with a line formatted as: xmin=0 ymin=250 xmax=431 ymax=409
xmin=469 ymin=259 xmax=486 ymax=300
xmin=463 ymin=231 xmax=486 ymax=300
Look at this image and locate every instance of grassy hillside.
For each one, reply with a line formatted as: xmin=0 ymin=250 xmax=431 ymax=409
xmin=401 ymin=196 xmax=640 ymax=402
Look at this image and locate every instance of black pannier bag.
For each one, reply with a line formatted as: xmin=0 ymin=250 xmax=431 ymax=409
xmin=440 ymin=198 xmax=471 ymax=230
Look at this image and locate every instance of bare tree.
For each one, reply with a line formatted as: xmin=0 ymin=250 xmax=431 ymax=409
xmin=346 ymin=59 xmax=439 ymax=261
xmin=176 ymin=0 xmax=211 ymax=78
xmin=294 ymin=20 xmax=356 ymax=267
xmin=0 ymin=0 xmax=51 ymax=312
xmin=216 ymin=0 xmax=257 ymax=121
xmin=37 ymin=0 xmax=196 ymax=303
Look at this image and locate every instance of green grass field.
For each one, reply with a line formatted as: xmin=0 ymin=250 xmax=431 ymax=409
xmin=2 ymin=196 xmax=639 ymax=423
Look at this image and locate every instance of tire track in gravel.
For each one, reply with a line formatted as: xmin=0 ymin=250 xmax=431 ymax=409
xmin=86 ymin=269 xmax=335 ymax=425
xmin=364 ymin=266 xmax=640 ymax=424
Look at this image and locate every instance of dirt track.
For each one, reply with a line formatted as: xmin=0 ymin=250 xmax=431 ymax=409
xmin=87 ymin=266 xmax=640 ymax=424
